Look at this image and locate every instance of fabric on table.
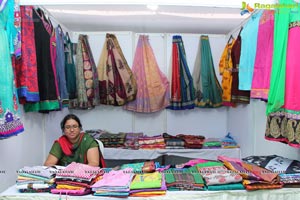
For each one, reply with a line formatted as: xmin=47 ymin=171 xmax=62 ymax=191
xmin=199 ymin=166 xmax=243 ymax=186
xmin=130 ymin=172 xmax=162 ymax=190
xmin=164 ymin=165 xmax=204 ymax=191
xmin=91 ymin=168 xmax=133 ymax=188
xmin=205 ymin=183 xmax=244 ymax=191
xmin=56 ymin=162 xmax=101 ymax=180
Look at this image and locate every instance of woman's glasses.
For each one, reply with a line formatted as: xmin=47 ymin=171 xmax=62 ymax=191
xmin=64 ymin=125 xmax=79 ymax=130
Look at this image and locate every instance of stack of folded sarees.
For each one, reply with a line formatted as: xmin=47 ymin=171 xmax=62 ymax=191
xmin=219 ymin=155 xmax=283 ymax=190
xmin=91 ymin=168 xmax=134 ymax=197
xmin=51 ymin=162 xmax=103 ymax=196
xmin=16 ymin=166 xmax=56 ymax=193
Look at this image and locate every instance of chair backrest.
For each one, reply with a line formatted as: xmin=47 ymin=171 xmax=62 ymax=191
xmin=95 ymin=139 xmax=104 ymax=156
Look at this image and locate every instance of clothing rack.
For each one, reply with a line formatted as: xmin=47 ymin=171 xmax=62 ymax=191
xmin=37 ymin=5 xmax=69 ymax=33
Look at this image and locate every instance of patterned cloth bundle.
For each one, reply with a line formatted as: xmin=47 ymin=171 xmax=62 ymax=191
xmin=16 ymin=166 xmax=56 ymax=193
xmin=51 ymin=162 xmax=103 ymax=195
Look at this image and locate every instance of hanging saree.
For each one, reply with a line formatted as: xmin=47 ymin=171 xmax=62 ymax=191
xmin=123 ymin=35 xmax=170 ymax=113
xmin=13 ymin=6 xmax=39 ymax=104
xmin=251 ymin=10 xmax=274 ymax=101
xmin=219 ymin=37 xmax=236 ymax=107
xmin=230 ymin=28 xmax=250 ymax=104
xmin=24 ymin=8 xmax=60 ymax=112
xmin=265 ymin=0 xmax=300 ymax=147
xmin=70 ymin=34 xmax=99 ymax=109
xmin=55 ymin=25 xmax=69 ymax=107
xmin=193 ymin=35 xmax=222 ymax=108
xmin=168 ymin=35 xmax=195 ymax=110
xmin=64 ymin=32 xmax=77 ymax=101
xmin=97 ymin=33 xmax=137 ymax=106
xmin=0 ymin=0 xmax=24 ymax=139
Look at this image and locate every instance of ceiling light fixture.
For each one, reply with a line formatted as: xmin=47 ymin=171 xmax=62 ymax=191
xmin=159 ymin=12 xmax=249 ymax=19
xmin=147 ymin=4 xmax=158 ymax=11
xmin=47 ymin=9 xmax=156 ymax=16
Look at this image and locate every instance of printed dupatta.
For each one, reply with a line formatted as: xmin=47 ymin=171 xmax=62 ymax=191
xmin=71 ymin=34 xmax=99 ymax=109
xmin=193 ymin=35 xmax=222 ymax=108
xmin=123 ymin=35 xmax=170 ymax=112
xmin=168 ymin=35 xmax=195 ymax=110
xmin=97 ymin=33 xmax=137 ymax=106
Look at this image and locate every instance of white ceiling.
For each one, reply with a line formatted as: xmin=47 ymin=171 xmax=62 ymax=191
xmin=20 ymin=1 xmax=255 ymax=35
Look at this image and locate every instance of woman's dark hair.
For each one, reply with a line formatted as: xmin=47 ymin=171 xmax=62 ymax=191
xmin=60 ymin=114 xmax=82 ymax=130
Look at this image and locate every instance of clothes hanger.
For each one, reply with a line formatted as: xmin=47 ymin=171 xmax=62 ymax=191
xmin=237 ymin=26 xmax=243 ymax=36
xmin=57 ymin=24 xmax=65 ymax=35
xmin=227 ymin=34 xmax=234 ymax=44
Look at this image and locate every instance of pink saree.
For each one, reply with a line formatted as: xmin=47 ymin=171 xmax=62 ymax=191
xmin=123 ymin=35 xmax=170 ymax=112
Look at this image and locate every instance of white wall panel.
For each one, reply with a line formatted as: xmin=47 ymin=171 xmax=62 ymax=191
xmin=0 ymin=110 xmax=44 ymax=192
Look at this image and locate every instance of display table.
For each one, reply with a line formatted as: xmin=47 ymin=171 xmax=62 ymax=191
xmin=103 ymin=148 xmax=241 ymax=161
xmin=1 ymin=184 xmax=300 ymax=200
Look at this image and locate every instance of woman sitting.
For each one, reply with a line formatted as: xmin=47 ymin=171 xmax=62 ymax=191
xmin=44 ymin=114 xmax=105 ymax=167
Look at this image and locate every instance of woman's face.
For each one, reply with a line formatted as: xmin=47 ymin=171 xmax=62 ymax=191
xmin=63 ymin=119 xmax=81 ymax=143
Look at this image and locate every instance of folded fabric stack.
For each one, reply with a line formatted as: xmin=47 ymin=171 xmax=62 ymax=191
xmin=177 ymin=134 xmax=205 ymax=149
xmin=197 ymin=161 xmax=244 ymax=190
xmin=91 ymin=168 xmax=134 ymax=197
xmin=130 ymin=171 xmax=166 ymax=197
xmin=220 ymin=156 xmax=283 ymax=190
xmin=16 ymin=166 xmax=56 ymax=193
xmin=162 ymin=133 xmax=185 ymax=149
xmin=242 ymin=155 xmax=300 ymax=187
xmin=98 ymin=132 xmax=127 ymax=148
xmin=164 ymin=165 xmax=205 ymax=190
xmin=123 ymin=132 xmax=144 ymax=149
xmin=202 ymin=138 xmax=222 ymax=149
xmin=51 ymin=162 xmax=102 ymax=196
xmin=120 ymin=161 xmax=156 ymax=173
xmin=86 ymin=129 xmax=106 ymax=139
xmin=138 ymin=135 xmax=165 ymax=149
xmin=221 ymin=132 xmax=239 ymax=148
